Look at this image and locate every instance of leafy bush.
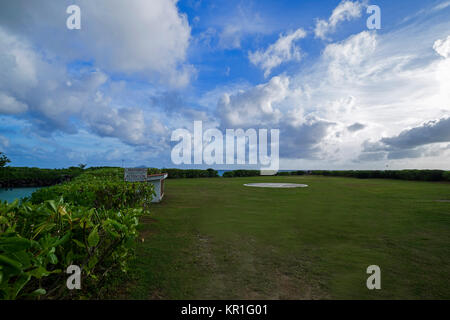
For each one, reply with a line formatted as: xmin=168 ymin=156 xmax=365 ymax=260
xmin=1 ymin=167 xmax=154 ymax=300
xmin=0 ymin=198 xmax=147 ymax=299
xmin=30 ymin=179 xmax=154 ymax=211
xmin=0 ymin=167 xmax=84 ymax=188
xmin=309 ymin=170 xmax=449 ymax=181
xmin=222 ymin=170 xmax=260 ymax=178
xmin=443 ymin=172 xmax=450 ymax=181
xmin=147 ymin=168 xmax=161 ymax=175
xmin=161 ymin=168 xmax=218 ymax=179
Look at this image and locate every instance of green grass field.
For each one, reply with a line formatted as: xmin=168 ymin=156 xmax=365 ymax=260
xmin=121 ymin=176 xmax=450 ymax=300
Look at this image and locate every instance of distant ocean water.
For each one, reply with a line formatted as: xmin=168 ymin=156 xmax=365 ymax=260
xmin=0 ymin=187 xmax=41 ymax=203
xmin=217 ymin=170 xmax=229 ymax=177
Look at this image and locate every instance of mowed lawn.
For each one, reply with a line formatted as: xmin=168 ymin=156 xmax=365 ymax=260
xmin=122 ymin=176 xmax=450 ymax=300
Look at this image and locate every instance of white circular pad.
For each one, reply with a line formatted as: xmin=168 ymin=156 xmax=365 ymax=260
xmin=244 ymin=183 xmax=308 ymax=188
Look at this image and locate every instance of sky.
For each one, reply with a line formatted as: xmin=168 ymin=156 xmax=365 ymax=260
xmin=0 ymin=0 xmax=449 ymax=170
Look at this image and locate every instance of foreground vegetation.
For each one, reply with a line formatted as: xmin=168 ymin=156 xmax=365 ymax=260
xmin=124 ymin=175 xmax=450 ymax=299
xmin=0 ymin=168 xmax=154 ymax=299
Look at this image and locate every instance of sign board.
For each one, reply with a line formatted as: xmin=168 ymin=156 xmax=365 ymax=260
xmin=124 ymin=168 xmax=148 ymax=182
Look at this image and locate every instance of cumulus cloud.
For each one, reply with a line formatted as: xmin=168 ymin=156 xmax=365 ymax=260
xmin=0 ymin=92 xmax=28 ymax=114
xmin=86 ymin=107 xmax=147 ymax=146
xmin=0 ymin=28 xmax=38 ymax=93
xmin=381 ymin=117 xmax=450 ymax=149
xmin=323 ymin=31 xmax=377 ymax=81
xmin=347 ymin=122 xmax=366 ymax=132
xmin=314 ymin=0 xmax=365 ymax=40
xmin=0 ymin=0 xmax=196 ymax=151
xmin=218 ymin=76 xmax=289 ymax=128
xmin=0 ymin=25 xmax=169 ymax=148
xmin=249 ymin=28 xmax=307 ymax=77
xmin=359 ymin=118 xmax=450 ymax=160
xmin=280 ymin=117 xmax=336 ymax=159
xmin=215 ymin=18 xmax=450 ymax=165
xmin=216 ymin=75 xmax=336 ymax=159
xmin=433 ymin=35 xmax=450 ymax=58
xmin=0 ymin=0 xmax=194 ymax=87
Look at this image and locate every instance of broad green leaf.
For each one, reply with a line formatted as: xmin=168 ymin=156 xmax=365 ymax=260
xmin=88 ymin=227 xmax=99 ymax=247
xmin=72 ymin=239 xmax=85 ymax=248
xmin=30 ymin=288 xmax=46 ymax=297
xmin=46 ymin=200 xmax=58 ymax=213
xmin=0 ymin=254 xmax=22 ymax=271
xmin=30 ymin=266 xmax=50 ymax=279
xmin=0 ymin=237 xmax=31 ymax=252
xmin=13 ymin=273 xmax=31 ymax=299
xmin=88 ymin=255 xmax=98 ymax=270
xmin=53 ymin=231 xmax=71 ymax=247
xmin=48 ymin=252 xmax=58 ymax=265
xmin=32 ymin=223 xmax=56 ymax=239
xmin=11 ymin=251 xmax=31 ymax=269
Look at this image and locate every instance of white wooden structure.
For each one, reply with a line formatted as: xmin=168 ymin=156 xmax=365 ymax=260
xmin=146 ymin=173 xmax=168 ymax=203
xmin=124 ymin=168 xmax=168 ymax=203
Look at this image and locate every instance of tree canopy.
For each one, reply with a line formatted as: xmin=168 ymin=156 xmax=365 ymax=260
xmin=0 ymin=152 xmax=10 ymax=167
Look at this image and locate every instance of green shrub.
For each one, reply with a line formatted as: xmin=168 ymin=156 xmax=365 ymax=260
xmin=222 ymin=171 xmax=234 ymax=178
xmin=309 ymin=170 xmax=447 ymax=181
xmin=0 ymin=198 xmax=148 ymax=299
xmin=31 ymin=177 xmax=154 ymax=211
xmin=0 ymin=167 xmax=84 ymax=188
xmin=1 ymin=167 xmax=154 ymax=300
xmin=443 ymin=171 xmax=450 ymax=181
xmin=161 ymin=168 xmax=218 ymax=179
xmin=147 ymin=168 xmax=161 ymax=175
xmin=222 ymin=170 xmax=260 ymax=178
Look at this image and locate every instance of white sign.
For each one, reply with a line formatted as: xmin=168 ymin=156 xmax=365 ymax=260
xmin=124 ymin=168 xmax=148 ymax=182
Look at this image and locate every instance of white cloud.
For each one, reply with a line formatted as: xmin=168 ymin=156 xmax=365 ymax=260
xmin=80 ymin=0 xmax=194 ymax=87
xmin=218 ymin=76 xmax=290 ymax=128
xmin=216 ymin=75 xmax=336 ymax=159
xmin=204 ymin=3 xmax=272 ymax=50
xmin=249 ymin=28 xmax=307 ymax=78
xmin=0 ymin=28 xmax=38 ymax=94
xmin=322 ymin=31 xmax=377 ymax=82
xmin=433 ymin=35 xmax=450 ymax=58
xmin=314 ymin=0 xmax=364 ymax=40
xmin=0 ymin=26 xmax=170 ymax=148
xmin=0 ymin=92 xmax=28 ymax=114
xmin=215 ymin=19 xmax=450 ymax=167
xmin=290 ymin=27 xmax=450 ymax=166
xmin=86 ymin=107 xmax=147 ymax=146
xmin=433 ymin=1 xmax=450 ymax=11
xmin=0 ymin=0 xmax=194 ymax=88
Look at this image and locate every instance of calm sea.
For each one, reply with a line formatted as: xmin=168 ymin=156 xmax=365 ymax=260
xmin=0 ymin=187 xmax=41 ymax=203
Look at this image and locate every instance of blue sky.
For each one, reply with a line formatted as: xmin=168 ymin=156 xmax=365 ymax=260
xmin=0 ymin=0 xmax=449 ymax=169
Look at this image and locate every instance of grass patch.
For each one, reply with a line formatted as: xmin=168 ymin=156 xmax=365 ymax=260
xmin=122 ymin=176 xmax=450 ymax=299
